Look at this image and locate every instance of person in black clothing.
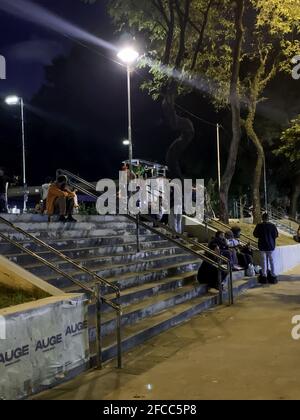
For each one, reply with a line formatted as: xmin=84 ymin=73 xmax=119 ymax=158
xmin=294 ymin=226 xmax=300 ymax=243
xmin=253 ymin=213 xmax=279 ymax=284
xmin=197 ymin=242 xmax=226 ymax=290
xmin=212 ymin=231 xmax=239 ymax=268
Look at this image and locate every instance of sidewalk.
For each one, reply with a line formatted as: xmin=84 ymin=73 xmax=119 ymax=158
xmin=34 ymin=266 xmax=300 ymax=400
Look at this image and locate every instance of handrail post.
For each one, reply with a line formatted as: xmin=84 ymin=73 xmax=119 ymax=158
xmin=218 ymin=267 xmax=223 ymax=305
xmin=228 ymin=262 xmax=234 ymax=306
xmin=95 ymin=284 xmax=102 ymax=369
xmin=116 ymin=302 xmax=122 ymax=369
xmin=136 ymin=214 xmax=140 ymax=253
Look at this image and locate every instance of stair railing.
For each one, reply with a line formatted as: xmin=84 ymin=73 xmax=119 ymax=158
xmin=57 ymin=170 xmax=235 ymax=305
xmin=0 ymin=215 xmax=122 ymax=369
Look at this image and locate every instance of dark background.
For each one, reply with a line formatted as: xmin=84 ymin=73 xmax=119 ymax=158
xmin=0 ymin=0 xmax=299 ymax=203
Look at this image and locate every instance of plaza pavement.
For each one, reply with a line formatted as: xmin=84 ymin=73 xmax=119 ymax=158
xmin=33 ymin=265 xmax=300 ymax=400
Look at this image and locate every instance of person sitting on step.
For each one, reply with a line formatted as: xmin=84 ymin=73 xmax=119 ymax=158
xmin=226 ymin=228 xmax=254 ymax=269
xmin=46 ymin=175 xmax=77 ymax=223
xmin=294 ymin=225 xmax=300 ymax=243
xmin=211 ymin=231 xmax=240 ymax=270
xmin=197 ymin=242 xmax=227 ymax=291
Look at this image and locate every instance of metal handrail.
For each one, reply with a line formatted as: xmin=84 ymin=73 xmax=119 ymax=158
xmin=0 ymin=216 xmax=122 ymax=369
xmin=266 ymin=206 xmax=299 ymax=224
xmin=136 ymin=215 xmax=234 ymax=305
xmin=205 ymin=217 xmax=259 ymax=251
xmin=57 ymin=169 xmax=234 ymax=305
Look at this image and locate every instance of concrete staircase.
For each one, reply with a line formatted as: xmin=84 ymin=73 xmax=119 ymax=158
xmin=0 ymin=214 xmax=258 ymax=363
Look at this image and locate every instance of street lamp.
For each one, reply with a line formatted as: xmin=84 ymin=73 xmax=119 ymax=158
xmin=117 ymin=47 xmax=139 ymax=176
xmin=5 ymin=95 xmax=27 ymax=213
xmin=122 ymin=139 xmax=130 ymax=146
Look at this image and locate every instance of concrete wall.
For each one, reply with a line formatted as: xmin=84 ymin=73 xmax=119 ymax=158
xmin=0 ymin=294 xmax=89 ymax=400
xmin=0 ymin=256 xmax=90 ymax=400
xmin=269 ymin=244 xmax=300 ymax=275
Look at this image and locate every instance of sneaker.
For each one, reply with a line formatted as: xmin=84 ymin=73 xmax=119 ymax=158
xmin=58 ymin=216 xmax=67 ymax=223
xmin=269 ymin=276 xmax=278 ymax=285
xmin=66 ymin=216 xmax=77 ymax=223
xmin=259 ymin=275 xmax=268 ymax=285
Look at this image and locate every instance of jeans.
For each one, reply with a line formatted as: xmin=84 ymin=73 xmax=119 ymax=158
xmin=0 ymin=193 xmax=7 ymax=213
xmin=54 ymin=197 xmax=75 ymax=216
xmin=260 ymin=251 xmax=276 ymax=277
xmin=169 ymin=209 xmax=182 ymax=234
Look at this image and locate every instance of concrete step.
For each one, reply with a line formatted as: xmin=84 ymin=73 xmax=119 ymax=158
xmin=0 ymin=221 xmax=143 ymax=233
xmin=51 ymin=259 xmax=200 ymax=290
xmin=5 ymin=240 xmax=175 ymax=265
xmin=102 ymin=269 xmax=245 ymax=311
xmin=0 ymin=227 xmax=152 ymax=241
xmin=103 ymin=271 xmax=198 ymax=310
xmin=0 ymin=233 xmax=163 ymax=254
xmin=101 ymin=277 xmax=258 ymax=362
xmin=20 ymin=247 xmax=188 ymax=277
xmin=0 ymin=214 xmax=130 ymax=223
xmin=101 ymin=283 xmax=208 ymax=337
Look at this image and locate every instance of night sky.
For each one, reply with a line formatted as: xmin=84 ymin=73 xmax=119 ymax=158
xmin=0 ymin=0 xmax=298 ymax=197
xmin=0 ymin=0 xmax=177 ymax=184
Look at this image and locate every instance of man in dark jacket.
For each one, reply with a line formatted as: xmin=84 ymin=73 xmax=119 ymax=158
xmin=253 ymin=213 xmax=279 ymax=284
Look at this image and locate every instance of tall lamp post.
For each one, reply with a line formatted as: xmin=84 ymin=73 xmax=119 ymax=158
xmin=117 ymin=47 xmax=139 ymax=176
xmin=5 ymin=95 xmax=27 ymax=213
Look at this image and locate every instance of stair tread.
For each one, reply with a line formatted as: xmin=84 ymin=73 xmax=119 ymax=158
xmin=105 ymin=271 xmax=198 ymax=301
xmin=20 ymin=247 xmax=183 ymax=269
xmin=101 ymin=283 xmax=203 ymax=324
xmin=61 ymin=261 xmax=200 ymax=293
xmin=4 ymin=240 xmax=172 ymax=258
xmin=41 ymin=254 xmax=199 ymax=281
xmin=101 ymin=275 xmax=250 ymax=324
xmin=0 ymin=232 xmax=160 ymax=245
xmin=102 ymin=278 xmax=255 ymax=350
xmin=102 ymin=292 xmax=218 ymax=349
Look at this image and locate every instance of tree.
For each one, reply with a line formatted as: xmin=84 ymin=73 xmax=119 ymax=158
xmin=239 ymin=0 xmax=300 ymax=223
xmin=274 ymin=116 xmax=300 ymax=218
xmin=106 ymin=0 xmax=233 ymax=181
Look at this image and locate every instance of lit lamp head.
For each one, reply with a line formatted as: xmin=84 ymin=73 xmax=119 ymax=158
xmin=123 ymin=139 xmax=130 ymax=146
xmin=117 ymin=47 xmax=139 ymax=65
xmin=5 ymin=95 xmax=20 ymax=106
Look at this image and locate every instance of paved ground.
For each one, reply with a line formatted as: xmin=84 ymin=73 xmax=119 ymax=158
xmin=34 ymin=266 xmax=300 ymax=401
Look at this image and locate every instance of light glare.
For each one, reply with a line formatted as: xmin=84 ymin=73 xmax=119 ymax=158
xmin=117 ymin=48 xmax=139 ymax=64
xmin=5 ymin=95 xmax=20 ymax=106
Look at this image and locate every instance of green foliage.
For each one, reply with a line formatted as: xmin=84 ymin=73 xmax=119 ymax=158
xmin=275 ymin=116 xmax=300 ymax=164
xmin=106 ymin=0 xmax=235 ymax=104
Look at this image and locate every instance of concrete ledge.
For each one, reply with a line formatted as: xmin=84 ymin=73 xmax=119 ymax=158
xmin=254 ymin=244 xmax=300 ymax=274
xmin=0 ymin=255 xmax=61 ymax=297
xmin=273 ymin=244 xmax=300 ymax=274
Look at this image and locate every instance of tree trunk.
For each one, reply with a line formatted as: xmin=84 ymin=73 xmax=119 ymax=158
xmin=244 ymin=118 xmax=264 ymax=224
xmin=290 ymin=174 xmax=300 ymax=219
xmin=219 ymin=0 xmax=244 ymax=223
xmin=162 ymin=94 xmax=195 ymax=180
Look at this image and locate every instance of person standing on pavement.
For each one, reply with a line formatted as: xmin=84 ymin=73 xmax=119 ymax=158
xmin=253 ymin=213 xmax=279 ymax=284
